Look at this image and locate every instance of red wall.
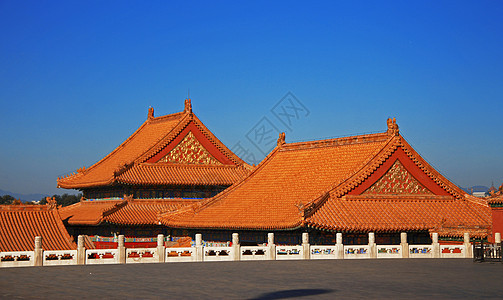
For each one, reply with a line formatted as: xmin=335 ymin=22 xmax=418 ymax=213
xmin=491 ymin=207 xmax=503 ymax=243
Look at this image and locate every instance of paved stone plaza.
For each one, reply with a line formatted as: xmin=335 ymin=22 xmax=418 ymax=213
xmin=1 ymin=259 xmax=502 ymax=299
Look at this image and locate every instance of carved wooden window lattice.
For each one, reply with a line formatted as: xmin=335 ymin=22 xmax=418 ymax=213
xmin=363 ymin=160 xmax=432 ymax=194
xmin=158 ymin=132 xmax=222 ymax=165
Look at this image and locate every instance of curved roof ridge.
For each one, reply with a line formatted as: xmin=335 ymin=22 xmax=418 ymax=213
xmin=283 ymin=132 xmax=389 ymax=151
xmin=137 ymin=113 xmax=193 ymax=163
xmin=58 ymin=109 xmax=186 ymax=188
xmin=191 ymin=114 xmax=250 ymax=167
xmin=101 ymin=199 xmax=128 ymax=217
xmin=159 ymin=146 xmax=281 ymax=219
xmin=137 ymin=110 xmax=251 ymax=168
xmin=301 ymin=134 xmax=398 ymax=216
xmin=399 ymin=137 xmax=466 ymax=199
xmin=329 ymin=135 xmax=400 ymax=198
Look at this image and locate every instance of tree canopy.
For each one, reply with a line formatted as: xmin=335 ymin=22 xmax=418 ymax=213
xmin=0 ymin=193 xmax=81 ymax=206
xmin=39 ymin=193 xmax=82 ymax=207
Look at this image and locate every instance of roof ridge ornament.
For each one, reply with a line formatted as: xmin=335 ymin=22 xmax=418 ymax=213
xmin=184 ymin=98 xmax=192 ymax=113
xmin=148 ymin=106 xmax=154 ymax=120
xmin=277 ymin=132 xmax=286 ymax=147
xmin=387 ymin=118 xmax=399 ymax=136
xmin=46 ymin=197 xmax=57 ymax=210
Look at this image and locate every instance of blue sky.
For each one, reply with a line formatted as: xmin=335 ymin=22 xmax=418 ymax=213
xmin=1 ymin=1 xmax=502 ymax=196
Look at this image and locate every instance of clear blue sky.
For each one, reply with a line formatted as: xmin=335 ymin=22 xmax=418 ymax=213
xmin=1 ymin=1 xmax=502 ymax=196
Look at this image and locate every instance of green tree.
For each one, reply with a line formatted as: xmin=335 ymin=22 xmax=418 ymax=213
xmin=0 ymin=195 xmax=16 ymax=205
xmin=39 ymin=193 xmax=82 ymax=207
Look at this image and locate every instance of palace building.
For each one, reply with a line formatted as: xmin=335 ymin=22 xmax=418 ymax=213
xmin=0 ymin=100 xmax=495 ymax=255
xmin=159 ymin=118 xmax=492 ymax=245
xmin=57 ymin=99 xmax=252 ymax=237
xmin=57 ymin=99 xmax=252 ymax=200
xmin=54 ymin=100 xmax=492 ymax=245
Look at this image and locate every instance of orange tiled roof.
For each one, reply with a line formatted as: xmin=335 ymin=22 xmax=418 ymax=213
xmin=57 ymin=100 xmax=251 ymax=189
xmin=59 ymin=198 xmax=198 ymax=226
xmin=488 ymin=195 xmax=503 ymax=205
xmin=59 ymin=199 xmax=126 ymax=225
xmin=0 ymin=205 xmax=77 ymax=251
xmin=103 ymin=199 xmax=197 ymax=226
xmin=160 ymin=131 xmax=392 ymax=230
xmin=115 ymin=163 xmax=250 ymax=186
xmin=160 ymin=119 xmax=492 ymax=237
xmin=306 ymin=194 xmax=492 ymax=238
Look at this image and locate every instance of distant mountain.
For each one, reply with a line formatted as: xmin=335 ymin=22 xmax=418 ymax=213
xmin=0 ymin=189 xmax=49 ymax=203
xmin=461 ymin=186 xmax=490 ymax=194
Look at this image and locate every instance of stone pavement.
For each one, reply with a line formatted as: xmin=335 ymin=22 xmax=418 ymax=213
xmin=1 ymin=259 xmax=502 ymax=299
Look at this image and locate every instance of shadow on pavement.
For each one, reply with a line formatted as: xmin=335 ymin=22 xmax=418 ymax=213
xmin=250 ymin=288 xmax=335 ymax=299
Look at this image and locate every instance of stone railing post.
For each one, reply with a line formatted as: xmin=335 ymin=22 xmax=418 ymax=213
xmin=369 ymin=232 xmax=377 ymax=258
xmin=195 ymin=233 xmax=203 ymax=262
xmin=157 ymin=234 xmax=165 ymax=263
xmin=268 ymin=233 xmax=276 ymax=260
xmin=232 ymin=233 xmax=240 ymax=261
xmin=117 ymin=235 xmax=126 ymax=264
xmin=77 ymin=235 xmax=86 ymax=265
xmin=495 ymin=232 xmax=501 ymax=244
xmin=400 ymin=232 xmax=409 ymax=258
xmin=463 ymin=233 xmax=472 ymax=258
xmin=34 ymin=236 xmax=43 ymax=266
xmin=432 ymin=233 xmax=440 ymax=258
xmin=302 ymin=232 xmax=310 ymax=260
xmin=336 ymin=233 xmax=344 ymax=259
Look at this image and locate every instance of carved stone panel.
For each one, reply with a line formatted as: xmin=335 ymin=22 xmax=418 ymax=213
xmin=159 ymin=132 xmax=222 ymax=165
xmin=363 ymin=160 xmax=432 ymax=194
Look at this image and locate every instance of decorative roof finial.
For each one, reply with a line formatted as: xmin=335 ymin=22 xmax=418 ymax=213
xmin=148 ymin=106 xmax=154 ymax=120
xmin=46 ymin=197 xmax=57 ymax=210
xmin=386 ymin=118 xmax=399 ymax=136
xmin=184 ymin=98 xmax=192 ymax=113
xmin=277 ymin=132 xmax=286 ymax=147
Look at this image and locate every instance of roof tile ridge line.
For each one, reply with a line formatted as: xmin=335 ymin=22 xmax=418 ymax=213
xmin=399 ymin=136 xmax=464 ymax=199
xmin=136 ymin=113 xmax=193 ymax=163
xmin=191 ymin=114 xmax=250 ymax=167
xmin=273 ymin=132 xmax=393 ymax=224
xmin=148 ymin=111 xmax=185 ymax=123
xmin=460 ymin=196 xmax=492 ymax=225
xmin=101 ymin=200 xmax=128 ymax=218
xmin=59 ymin=110 xmax=186 ymax=185
xmin=325 ymin=134 xmax=399 ymax=199
xmin=52 ymin=208 xmax=78 ymax=250
xmin=284 ymin=132 xmax=390 ymax=150
xmin=58 ymin=176 xmax=118 ymax=189
xmin=302 ymin=192 xmax=331 ymax=220
xmin=159 ymin=146 xmax=282 ymax=220
xmin=190 ymin=143 xmax=281 ymax=212
xmin=160 ymin=219 xmax=304 ymax=231
xmin=137 ymin=162 xmax=245 ymax=169
xmin=57 ymin=118 xmax=151 ymax=183
xmin=464 ymin=194 xmax=491 ymax=207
